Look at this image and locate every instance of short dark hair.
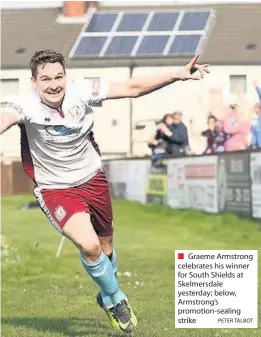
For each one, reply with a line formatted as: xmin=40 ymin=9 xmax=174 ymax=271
xmin=208 ymin=114 xmax=217 ymax=122
xmin=172 ymin=111 xmax=183 ymax=116
xmin=30 ymin=49 xmax=65 ymax=78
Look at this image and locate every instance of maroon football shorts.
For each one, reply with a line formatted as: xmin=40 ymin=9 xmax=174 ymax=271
xmin=34 ymin=169 xmax=113 ymax=237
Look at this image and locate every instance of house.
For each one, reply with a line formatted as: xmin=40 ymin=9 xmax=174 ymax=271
xmin=1 ymin=1 xmax=261 ymax=160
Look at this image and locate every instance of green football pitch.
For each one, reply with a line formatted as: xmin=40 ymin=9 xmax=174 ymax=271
xmin=2 ymin=195 xmax=261 ymax=337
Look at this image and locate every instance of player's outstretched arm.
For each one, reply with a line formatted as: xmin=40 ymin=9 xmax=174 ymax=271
xmin=0 ymin=112 xmax=19 ymax=135
xmin=106 ymin=54 xmax=209 ymax=100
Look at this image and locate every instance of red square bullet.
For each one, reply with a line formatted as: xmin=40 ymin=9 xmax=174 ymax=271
xmin=178 ymin=253 xmax=184 ymax=260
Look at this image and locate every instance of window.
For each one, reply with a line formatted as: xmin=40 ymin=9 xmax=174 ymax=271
xmin=229 ymin=75 xmax=247 ymax=94
xmin=0 ymin=78 xmax=19 ymax=96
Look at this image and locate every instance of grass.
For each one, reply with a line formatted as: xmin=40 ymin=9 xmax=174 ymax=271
xmin=1 ymin=195 xmax=261 ymax=337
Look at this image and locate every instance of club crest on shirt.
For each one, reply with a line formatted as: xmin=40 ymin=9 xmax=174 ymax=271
xmin=54 ymin=206 xmax=66 ymax=222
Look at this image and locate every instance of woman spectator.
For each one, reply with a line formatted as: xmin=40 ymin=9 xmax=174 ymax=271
xmin=223 ymin=104 xmax=251 ymax=151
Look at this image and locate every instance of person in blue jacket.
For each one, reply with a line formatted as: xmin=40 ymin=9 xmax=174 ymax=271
xmin=251 ymin=81 xmax=261 ymax=149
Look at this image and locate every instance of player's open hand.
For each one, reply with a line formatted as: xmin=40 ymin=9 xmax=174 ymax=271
xmin=176 ymin=54 xmax=210 ymax=81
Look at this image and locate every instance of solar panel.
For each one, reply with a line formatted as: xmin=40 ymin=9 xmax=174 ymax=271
xmin=179 ymin=12 xmax=210 ymax=31
xmin=136 ymin=35 xmax=170 ymax=55
xmin=70 ymin=10 xmax=213 ymax=59
xmin=116 ymin=13 xmax=148 ymax=32
xmin=105 ymin=36 xmax=138 ymax=56
xmin=73 ymin=36 xmax=107 ymax=56
xmin=168 ymin=35 xmax=202 ymax=55
xmin=147 ymin=12 xmax=179 ymax=31
xmin=85 ymin=13 xmax=118 ymax=32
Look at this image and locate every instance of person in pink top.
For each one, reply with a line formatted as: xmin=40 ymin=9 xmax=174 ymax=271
xmin=223 ymin=104 xmax=251 ymax=151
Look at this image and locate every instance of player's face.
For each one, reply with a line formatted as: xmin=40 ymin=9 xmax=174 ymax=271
xmin=32 ymin=62 xmax=66 ymax=108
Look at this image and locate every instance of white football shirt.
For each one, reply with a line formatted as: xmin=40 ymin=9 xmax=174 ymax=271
xmin=3 ymin=79 xmax=107 ymax=189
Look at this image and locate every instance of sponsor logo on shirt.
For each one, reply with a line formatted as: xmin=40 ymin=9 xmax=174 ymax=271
xmin=45 ymin=125 xmax=81 ymax=137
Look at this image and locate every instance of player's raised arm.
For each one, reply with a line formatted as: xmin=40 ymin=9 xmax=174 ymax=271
xmin=0 ymin=111 xmax=20 ymax=134
xmin=106 ymin=54 xmax=209 ymax=100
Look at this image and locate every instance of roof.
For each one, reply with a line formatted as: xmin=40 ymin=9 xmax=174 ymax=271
xmin=1 ymin=3 xmax=261 ymax=69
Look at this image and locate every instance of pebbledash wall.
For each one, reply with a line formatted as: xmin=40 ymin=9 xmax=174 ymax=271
xmin=103 ymin=149 xmax=261 ymax=220
xmin=1 ymin=65 xmax=260 ymax=158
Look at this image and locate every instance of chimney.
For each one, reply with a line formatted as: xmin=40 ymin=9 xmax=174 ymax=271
xmin=63 ymin=1 xmax=96 ymax=18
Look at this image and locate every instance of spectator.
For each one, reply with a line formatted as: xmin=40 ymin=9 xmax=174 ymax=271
xmin=190 ymin=114 xmax=227 ymax=153
xmin=151 ymin=111 xmax=190 ymax=157
xmin=223 ymin=104 xmax=251 ymax=151
xmin=201 ymin=115 xmax=218 ymax=153
xmin=200 ymin=115 xmax=231 ymax=153
xmin=251 ymin=81 xmax=261 ymax=149
xmin=251 ymin=103 xmax=261 ymax=149
xmin=213 ymin=120 xmax=231 ymax=152
xmin=148 ymin=113 xmax=173 ymax=166
xmin=163 ymin=111 xmax=190 ymax=156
